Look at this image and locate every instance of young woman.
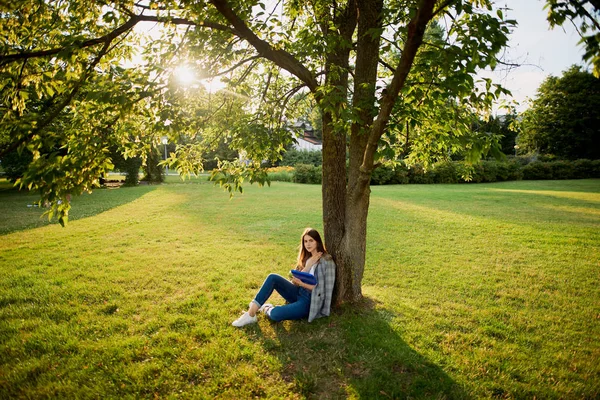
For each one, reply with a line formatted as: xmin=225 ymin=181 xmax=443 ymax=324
xmin=232 ymin=228 xmax=336 ymax=327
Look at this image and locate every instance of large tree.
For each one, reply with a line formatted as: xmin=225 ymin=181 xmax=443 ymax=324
xmin=1 ymin=0 xmax=514 ymax=304
xmin=519 ymin=65 xmax=600 ymax=160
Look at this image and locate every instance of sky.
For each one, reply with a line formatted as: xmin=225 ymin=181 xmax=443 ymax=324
xmin=482 ymin=0 xmax=586 ymax=112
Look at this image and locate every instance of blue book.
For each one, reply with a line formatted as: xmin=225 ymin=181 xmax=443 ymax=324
xmin=291 ymin=270 xmax=317 ymax=285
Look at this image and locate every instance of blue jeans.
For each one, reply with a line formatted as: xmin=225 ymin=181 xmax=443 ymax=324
xmin=252 ymin=274 xmax=311 ymax=322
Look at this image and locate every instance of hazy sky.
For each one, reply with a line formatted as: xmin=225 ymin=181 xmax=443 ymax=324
xmin=482 ymin=0 xmax=586 ymax=112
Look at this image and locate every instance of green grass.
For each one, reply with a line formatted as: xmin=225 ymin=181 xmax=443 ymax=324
xmin=1 ymin=179 xmax=599 ymax=398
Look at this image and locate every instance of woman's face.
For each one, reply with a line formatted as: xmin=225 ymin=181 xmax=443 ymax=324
xmin=303 ymin=235 xmax=318 ymax=254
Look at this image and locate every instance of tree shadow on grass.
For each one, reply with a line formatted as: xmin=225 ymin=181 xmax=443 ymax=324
xmin=249 ymin=298 xmax=469 ymax=399
xmin=0 ymin=185 xmax=157 ymax=235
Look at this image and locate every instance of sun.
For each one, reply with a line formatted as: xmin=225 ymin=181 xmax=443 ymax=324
xmin=174 ymin=65 xmax=196 ymax=86
xmin=173 ymin=64 xmax=229 ymax=92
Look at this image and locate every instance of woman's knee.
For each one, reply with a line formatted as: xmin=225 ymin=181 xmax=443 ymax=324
xmin=268 ymin=307 xmax=288 ymax=322
xmin=268 ymin=303 xmax=308 ymax=322
xmin=264 ymin=273 xmax=282 ymax=284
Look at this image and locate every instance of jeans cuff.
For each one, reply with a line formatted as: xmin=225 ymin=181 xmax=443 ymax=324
xmin=251 ymin=299 xmax=261 ymax=308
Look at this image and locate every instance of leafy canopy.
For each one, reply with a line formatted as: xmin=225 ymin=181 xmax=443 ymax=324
xmin=1 ymin=0 xmax=517 ymax=224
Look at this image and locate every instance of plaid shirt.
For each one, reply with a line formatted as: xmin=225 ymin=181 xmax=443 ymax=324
xmin=307 ymin=255 xmax=336 ymax=322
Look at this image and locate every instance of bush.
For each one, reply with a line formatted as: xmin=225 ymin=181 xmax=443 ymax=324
xmin=294 ymin=164 xmax=322 ymax=184
xmin=110 ymin=147 xmax=142 ymax=186
xmin=481 ymin=160 xmax=500 ymax=182
xmin=432 ymin=161 xmax=458 ymax=184
xmin=549 ymin=160 xmax=575 ymax=180
xmin=0 ymin=148 xmax=33 ymax=182
xmin=494 ymin=161 xmax=511 ymax=182
xmin=390 ymin=162 xmax=410 ymax=184
xmin=513 ymin=155 xmax=535 ymax=166
xmin=281 ymin=149 xmax=322 ymax=166
xmin=371 ymin=163 xmax=395 ymax=185
xmin=592 ymin=160 xmax=600 ymax=178
xmin=142 ymin=147 xmax=165 ymax=183
xmin=122 ymin=157 xmax=143 ymax=186
xmin=267 ymin=166 xmax=295 ymax=182
xmin=454 ymin=162 xmax=473 ymax=183
xmin=463 ymin=163 xmax=484 ymax=183
xmin=522 ymin=162 xmax=553 ymax=180
xmin=293 ymin=158 xmax=596 ymax=186
xmin=537 ymin=154 xmax=558 ymax=162
xmin=407 ymin=163 xmax=434 ymax=184
xmin=572 ymin=159 xmax=595 ymax=178
xmin=506 ymin=160 xmax=524 ymax=181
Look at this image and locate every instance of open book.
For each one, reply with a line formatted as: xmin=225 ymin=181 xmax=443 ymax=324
xmin=290 ymin=270 xmax=317 ymax=285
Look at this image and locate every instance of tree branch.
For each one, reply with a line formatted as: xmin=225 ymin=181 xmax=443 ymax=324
xmin=379 ymin=58 xmax=395 ymax=73
xmin=348 ymin=0 xmax=384 ymax=191
xmin=231 ymin=59 xmax=260 ymax=87
xmin=381 ymin=35 xmax=404 ymax=53
xmin=260 ymin=70 xmax=273 ymax=105
xmin=432 ymin=0 xmax=458 ymax=19
xmin=364 ymin=0 xmax=437 ymax=172
xmin=211 ymin=55 xmax=261 ymax=77
xmin=0 ymin=14 xmax=239 ymax=66
xmin=570 ymin=0 xmax=600 ymax=31
xmin=415 ymin=67 xmax=439 ymax=108
xmin=209 ymin=0 xmax=318 ymax=91
xmin=277 ymin=82 xmax=308 ymax=125
xmin=200 ymin=99 xmax=229 ymax=132
xmin=0 ymin=17 xmax=139 ymax=65
xmin=136 ymin=15 xmax=239 ymax=34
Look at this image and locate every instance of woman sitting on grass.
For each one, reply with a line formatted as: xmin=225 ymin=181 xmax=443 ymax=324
xmin=232 ymin=228 xmax=336 ymax=327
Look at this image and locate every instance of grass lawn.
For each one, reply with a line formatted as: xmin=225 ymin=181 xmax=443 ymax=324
xmin=0 ymin=178 xmax=599 ymax=398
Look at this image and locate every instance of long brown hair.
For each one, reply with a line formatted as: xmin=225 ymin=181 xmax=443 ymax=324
xmin=296 ymin=228 xmax=327 ymax=269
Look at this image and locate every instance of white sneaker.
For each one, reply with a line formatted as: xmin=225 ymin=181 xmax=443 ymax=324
xmin=232 ymin=312 xmax=257 ymax=327
xmin=258 ymin=303 xmax=273 ymax=314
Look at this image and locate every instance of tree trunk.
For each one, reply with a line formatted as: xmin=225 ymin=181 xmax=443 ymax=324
xmin=212 ymin=0 xmax=437 ymax=306
xmin=325 ymin=149 xmax=374 ymax=305
xmin=329 ymin=0 xmax=383 ymax=305
xmin=209 ymin=0 xmax=437 ymax=306
xmin=337 ymin=171 xmax=371 ymax=302
xmin=318 ymin=1 xmax=357 ymax=305
xmin=321 ymin=111 xmax=347 ymax=268
xmin=326 ymin=0 xmax=436 ymax=306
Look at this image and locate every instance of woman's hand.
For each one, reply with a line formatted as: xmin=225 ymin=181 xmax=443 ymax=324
xmin=291 ymin=277 xmax=315 ymax=291
xmin=291 ymin=277 xmax=303 ymax=287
